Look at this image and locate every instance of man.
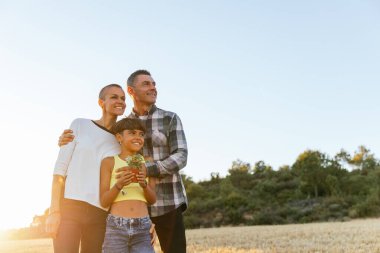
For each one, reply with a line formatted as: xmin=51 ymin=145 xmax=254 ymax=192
xmin=125 ymin=70 xmax=188 ymax=253
xmin=59 ymin=70 xmax=188 ymax=253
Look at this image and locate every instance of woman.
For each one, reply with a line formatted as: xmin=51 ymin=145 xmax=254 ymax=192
xmin=45 ymin=84 xmax=127 ymax=253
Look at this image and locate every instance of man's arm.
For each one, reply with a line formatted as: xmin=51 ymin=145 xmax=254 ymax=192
xmin=58 ymin=129 xmax=75 ymax=147
xmin=146 ymin=114 xmax=188 ymax=177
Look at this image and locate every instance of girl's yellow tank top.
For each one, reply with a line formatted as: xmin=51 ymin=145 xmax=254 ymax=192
xmin=110 ymin=155 xmax=147 ymax=203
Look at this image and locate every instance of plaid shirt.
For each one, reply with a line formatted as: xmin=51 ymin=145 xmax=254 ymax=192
xmin=129 ymin=105 xmax=188 ymax=217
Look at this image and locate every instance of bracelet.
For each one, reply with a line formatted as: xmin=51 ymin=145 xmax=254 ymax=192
xmin=141 ymin=181 xmax=148 ymax=189
xmin=115 ymin=184 xmax=122 ymax=191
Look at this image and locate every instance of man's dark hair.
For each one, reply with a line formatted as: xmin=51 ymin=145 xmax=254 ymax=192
xmin=99 ymin=84 xmax=122 ymax=100
xmin=111 ymin=118 xmax=146 ymax=135
xmin=127 ymin=70 xmax=151 ymax=87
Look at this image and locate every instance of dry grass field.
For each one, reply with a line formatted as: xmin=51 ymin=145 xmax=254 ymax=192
xmin=2 ymin=218 xmax=380 ymax=253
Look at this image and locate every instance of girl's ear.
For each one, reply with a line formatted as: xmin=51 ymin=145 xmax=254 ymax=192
xmin=115 ymin=133 xmax=123 ymax=144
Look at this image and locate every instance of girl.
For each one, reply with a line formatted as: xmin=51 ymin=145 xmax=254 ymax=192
xmin=100 ymin=118 xmax=156 ymax=253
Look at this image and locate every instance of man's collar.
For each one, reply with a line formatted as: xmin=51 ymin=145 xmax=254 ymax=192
xmin=131 ymin=105 xmax=157 ymax=117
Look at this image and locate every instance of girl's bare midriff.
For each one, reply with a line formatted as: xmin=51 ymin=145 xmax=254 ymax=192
xmin=110 ymin=200 xmax=149 ymax=218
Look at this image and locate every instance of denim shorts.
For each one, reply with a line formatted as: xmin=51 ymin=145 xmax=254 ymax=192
xmin=102 ymin=214 xmax=154 ymax=253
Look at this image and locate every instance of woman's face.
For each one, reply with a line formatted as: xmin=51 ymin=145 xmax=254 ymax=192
xmin=101 ymin=87 xmax=126 ymax=116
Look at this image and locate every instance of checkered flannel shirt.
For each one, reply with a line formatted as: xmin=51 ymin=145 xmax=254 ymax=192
xmin=129 ymin=105 xmax=188 ymax=217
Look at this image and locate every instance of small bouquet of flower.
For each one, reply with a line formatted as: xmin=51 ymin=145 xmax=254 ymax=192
xmin=125 ymin=154 xmax=145 ymax=182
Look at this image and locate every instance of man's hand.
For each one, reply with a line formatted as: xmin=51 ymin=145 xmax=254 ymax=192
xmin=45 ymin=213 xmax=61 ymax=239
xmin=150 ymin=222 xmax=157 ymax=245
xmin=144 ymin=156 xmax=154 ymax=163
xmin=58 ymin=129 xmax=75 ymax=147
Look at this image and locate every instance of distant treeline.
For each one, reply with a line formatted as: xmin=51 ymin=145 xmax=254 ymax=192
xmin=7 ymin=146 xmax=380 ymax=239
xmin=183 ymin=146 xmax=380 ymax=228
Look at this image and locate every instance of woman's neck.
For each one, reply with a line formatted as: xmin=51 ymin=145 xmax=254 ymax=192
xmin=96 ymin=115 xmax=117 ymax=130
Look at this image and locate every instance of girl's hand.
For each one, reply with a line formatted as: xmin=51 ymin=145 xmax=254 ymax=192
xmin=137 ymin=165 xmax=147 ymax=188
xmin=115 ymin=167 xmax=134 ymax=187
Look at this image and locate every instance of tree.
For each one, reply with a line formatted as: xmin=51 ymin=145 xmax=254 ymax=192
xmin=228 ymin=159 xmax=252 ymax=189
xmin=292 ymin=150 xmax=329 ymax=198
xmin=336 ymin=146 xmax=379 ymax=173
xmin=253 ymin=161 xmax=273 ymax=179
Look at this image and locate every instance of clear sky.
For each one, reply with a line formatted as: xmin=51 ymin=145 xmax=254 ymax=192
xmin=0 ymin=1 xmax=379 ymax=230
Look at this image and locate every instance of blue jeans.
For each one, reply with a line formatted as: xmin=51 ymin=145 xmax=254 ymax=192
xmin=102 ymin=214 xmax=154 ymax=253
